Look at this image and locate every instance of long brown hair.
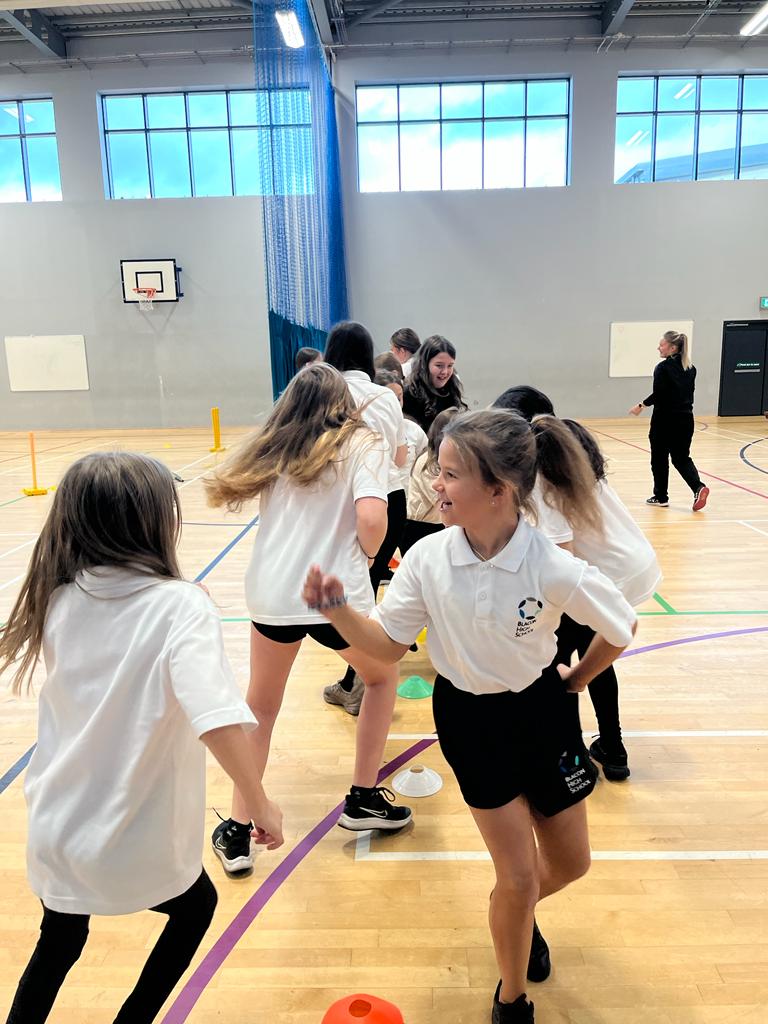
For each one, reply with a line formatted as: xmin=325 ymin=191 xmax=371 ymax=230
xmin=443 ymin=409 xmax=603 ymax=535
xmin=1 ymin=452 xmax=181 ymax=694
xmin=205 ymin=362 xmax=375 ymax=512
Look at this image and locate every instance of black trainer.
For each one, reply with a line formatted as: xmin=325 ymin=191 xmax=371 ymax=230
xmin=338 ymin=785 xmax=412 ymax=831
xmin=211 ymin=816 xmax=254 ymax=874
xmin=589 ymin=737 xmax=630 ymax=781
xmin=645 ymin=496 xmax=669 ymax=507
xmin=527 ymin=919 xmax=551 ymax=982
xmin=491 ymin=984 xmax=534 ymax=1023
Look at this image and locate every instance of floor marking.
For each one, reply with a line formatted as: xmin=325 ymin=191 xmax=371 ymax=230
xmin=0 ymin=539 xmax=35 ymax=561
xmin=639 ymin=609 xmax=768 ymax=617
xmin=194 ymin=516 xmax=259 ymax=582
xmin=652 ymin=592 xmax=677 ymax=614
xmin=354 ymin=833 xmax=768 ymax=863
xmin=0 ymin=572 xmax=25 ymax=592
xmin=739 ymin=520 xmax=768 ymax=539
xmin=0 ymin=746 xmax=35 ymax=795
xmin=388 ymin=730 xmax=768 ymax=740
xmin=183 ymin=522 xmax=251 ymax=528
xmin=592 ymin=429 xmax=768 ymax=502
xmin=0 ymin=495 xmax=27 ymax=509
xmin=159 ymin=737 xmax=437 ymax=1024
xmin=739 ymin=437 xmax=768 ymax=477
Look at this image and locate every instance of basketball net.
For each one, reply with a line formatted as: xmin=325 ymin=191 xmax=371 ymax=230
xmin=133 ymin=287 xmax=157 ymax=311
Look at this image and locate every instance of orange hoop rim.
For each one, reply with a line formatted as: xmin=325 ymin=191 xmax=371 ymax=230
xmin=133 ymin=287 xmax=157 ymax=300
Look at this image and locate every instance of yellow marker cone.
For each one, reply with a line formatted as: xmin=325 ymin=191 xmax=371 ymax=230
xmin=22 ymin=432 xmax=48 ymax=496
xmin=209 ymin=406 xmax=226 ymax=453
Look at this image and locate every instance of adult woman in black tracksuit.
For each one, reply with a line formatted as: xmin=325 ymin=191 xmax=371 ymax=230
xmin=629 ymin=330 xmax=709 ymax=512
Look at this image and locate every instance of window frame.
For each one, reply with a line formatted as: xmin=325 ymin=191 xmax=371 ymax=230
xmin=100 ymin=87 xmax=312 ymax=200
xmin=355 ymin=78 xmax=572 ymax=194
xmin=614 ymin=74 xmax=768 ymax=184
xmin=0 ymin=97 xmax=61 ymax=203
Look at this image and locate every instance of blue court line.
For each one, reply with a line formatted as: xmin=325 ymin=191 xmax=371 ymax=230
xmin=0 ymin=513 xmax=260 ymax=796
xmin=193 ymin=515 xmax=258 ymax=582
xmin=0 ymin=744 xmax=35 ymax=796
xmin=739 ymin=437 xmax=768 ymax=477
xmin=183 ymin=522 xmax=251 ymax=528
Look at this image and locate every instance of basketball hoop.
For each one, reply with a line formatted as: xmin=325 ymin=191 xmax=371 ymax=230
xmin=133 ymin=287 xmax=157 ymax=311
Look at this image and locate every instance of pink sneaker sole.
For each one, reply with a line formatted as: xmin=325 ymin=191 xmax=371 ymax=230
xmin=693 ymin=486 xmax=710 ymax=512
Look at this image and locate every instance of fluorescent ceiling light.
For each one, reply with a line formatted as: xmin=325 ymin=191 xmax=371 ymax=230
xmin=627 ymin=129 xmax=649 ymax=147
xmin=674 ymin=82 xmax=695 ymax=100
xmin=741 ymin=0 xmax=768 ymax=34
xmin=275 ymin=10 xmax=304 ymax=48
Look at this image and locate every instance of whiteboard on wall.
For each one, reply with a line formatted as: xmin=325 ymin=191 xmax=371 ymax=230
xmin=5 ymin=335 xmax=90 ymax=392
xmin=609 ymin=321 xmax=694 ymax=378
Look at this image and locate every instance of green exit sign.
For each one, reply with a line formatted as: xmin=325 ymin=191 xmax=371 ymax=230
xmin=761 ymin=296 xmax=768 ymax=310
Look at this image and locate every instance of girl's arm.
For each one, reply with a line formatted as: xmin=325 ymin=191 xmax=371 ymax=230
xmin=303 ymin=566 xmax=410 ymax=663
xmin=557 ymin=620 xmax=637 ymax=693
xmin=202 ymin=725 xmax=284 ymax=849
xmin=356 ymin=496 xmax=387 ymax=560
xmin=394 ymin=443 xmax=408 ymax=468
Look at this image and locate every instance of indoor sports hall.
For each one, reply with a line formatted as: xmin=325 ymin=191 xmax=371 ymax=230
xmin=1 ymin=0 xmax=768 ymax=1020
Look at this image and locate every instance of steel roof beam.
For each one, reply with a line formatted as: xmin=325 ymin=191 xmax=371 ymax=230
xmin=347 ymin=0 xmax=403 ymax=28
xmin=601 ymin=0 xmax=636 ymax=33
xmin=0 ymin=8 xmax=66 ymax=56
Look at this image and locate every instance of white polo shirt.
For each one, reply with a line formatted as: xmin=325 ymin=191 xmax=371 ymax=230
xmin=343 ymin=370 xmax=406 ymax=494
xmin=399 ymin=418 xmax=428 ymax=494
xmin=372 ymin=520 xmax=636 ymax=696
xmin=529 ymin=478 xmax=661 ymax=608
xmin=25 ymin=569 xmax=256 ymax=916
xmin=401 ymin=357 xmax=415 ymax=377
xmin=245 ymin=431 xmax=389 ymax=624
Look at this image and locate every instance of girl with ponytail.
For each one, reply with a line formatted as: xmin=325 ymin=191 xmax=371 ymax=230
xmin=629 ymin=330 xmax=709 ymax=511
xmin=302 ymin=408 xmax=636 ymax=1024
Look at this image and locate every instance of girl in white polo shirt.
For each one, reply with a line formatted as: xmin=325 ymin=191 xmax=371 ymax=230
xmin=205 ymin=363 xmax=411 ymax=875
xmin=322 ymin=321 xmax=408 ymax=715
xmin=0 ymin=451 xmax=282 ymax=1024
xmin=303 ymin=410 xmax=636 ymax=1024
xmin=493 ymin=387 xmax=660 ymax=782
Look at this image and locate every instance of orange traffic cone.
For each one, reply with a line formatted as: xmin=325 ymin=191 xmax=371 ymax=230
xmin=388 ymin=557 xmax=400 ymax=571
xmin=322 ymin=994 xmax=404 ymax=1024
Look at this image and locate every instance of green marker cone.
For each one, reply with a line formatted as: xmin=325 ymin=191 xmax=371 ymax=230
xmin=397 ymin=675 xmax=433 ymax=700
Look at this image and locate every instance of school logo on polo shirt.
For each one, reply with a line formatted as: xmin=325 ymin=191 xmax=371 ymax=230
xmin=515 ymin=597 xmax=543 ymax=637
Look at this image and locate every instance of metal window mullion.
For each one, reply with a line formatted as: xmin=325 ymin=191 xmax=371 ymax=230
xmin=736 ymin=75 xmax=744 ymax=180
xmin=226 ymin=90 xmax=236 ymax=197
xmin=566 ymin=77 xmax=572 ymax=185
xmin=650 ymin=77 xmax=659 ymax=182
xmin=397 ymin=85 xmax=402 ymax=193
xmin=143 ymin=95 xmax=155 ymax=198
xmin=693 ymin=76 xmax=701 ymax=181
xmin=481 ymin=82 xmax=486 ymax=191
xmin=102 ymin=97 xmax=115 ymax=199
xmin=523 ymin=81 xmax=528 ymax=188
xmin=15 ymin=102 xmax=32 ymax=201
xmin=184 ymin=93 xmax=195 ymax=197
xmin=438 ymin=84 xmax=443 ymax=192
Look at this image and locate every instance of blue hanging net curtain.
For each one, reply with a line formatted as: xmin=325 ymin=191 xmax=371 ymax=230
xmin=253 ymin=0 xmax=349 ymax=399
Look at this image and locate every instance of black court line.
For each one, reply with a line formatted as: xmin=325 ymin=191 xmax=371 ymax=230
xmin=739 ymin=437 xmax=768 ymax=477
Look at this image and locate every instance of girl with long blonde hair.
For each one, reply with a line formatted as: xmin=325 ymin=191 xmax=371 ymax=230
xmin=206 ymin=363 xmax=411 ymax=875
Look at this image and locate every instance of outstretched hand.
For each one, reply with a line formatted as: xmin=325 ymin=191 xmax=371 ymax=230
xmin=303 ymin=565 xmax=346 ymax=615
xmin=628 ymin=403 xmax=643 ymax=416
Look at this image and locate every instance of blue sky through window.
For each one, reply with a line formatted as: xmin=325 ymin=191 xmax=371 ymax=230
xmin=101 ymin=89 xmax=312 ymax=199
xmin=0 ymin=98 xmax=61 ymax=203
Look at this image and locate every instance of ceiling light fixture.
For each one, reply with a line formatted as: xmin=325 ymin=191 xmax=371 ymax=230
xmin=741 ymin=0 xmax=768 ymax=34
xmin=275 ymin=10 xmax=304 ymax=48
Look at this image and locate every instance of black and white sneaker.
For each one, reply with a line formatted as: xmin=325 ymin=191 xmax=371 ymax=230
xmin=338 ymin=785 xmax=412 ymax=831
xmin=211 ymin=816 xmax=254 ymax=874
xmin=645 ymin=496 xmax=669 ymax=507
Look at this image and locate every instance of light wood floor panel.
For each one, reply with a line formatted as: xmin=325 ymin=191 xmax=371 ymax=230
xmin=1 ymin=418 xmax=768 ymax=1022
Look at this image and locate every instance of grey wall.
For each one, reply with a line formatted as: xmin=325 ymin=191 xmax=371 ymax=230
xmin=335 ymin=46 xmax=768 ymax=417
xmin=0 ymin=62 xmax=273 ymax=430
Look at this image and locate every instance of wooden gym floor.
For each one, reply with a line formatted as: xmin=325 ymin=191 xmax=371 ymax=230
xmin=1 ymin=418 xmax=768 ymax=1024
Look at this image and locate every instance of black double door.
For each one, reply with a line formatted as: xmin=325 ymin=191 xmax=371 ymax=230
xmin=718 ymin=321 xmax=768 ymax=416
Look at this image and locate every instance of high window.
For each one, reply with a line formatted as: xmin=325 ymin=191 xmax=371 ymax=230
xmin=356 ymin=80 xmax=571 ymax=193
xmin=615 ymin=75 xmax=768 ymax=183
xmin=0 ymin=98 xmax=62 ymax=203
xmin=101 ymin=89 xmax=313 ymax=199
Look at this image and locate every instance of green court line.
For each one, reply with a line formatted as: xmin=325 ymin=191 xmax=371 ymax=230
xmin=640 ymin=609 xmax=768 ymax=617
xmin=652 ymin=592 xmax=678 ymax=614
xmin=0 ymin=495 xmax=28 ymax=509
xmin=221 ymin=617 xmax=251 ymax=623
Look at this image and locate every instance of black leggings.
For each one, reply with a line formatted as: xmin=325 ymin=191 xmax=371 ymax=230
xmin=649 ymin=411 xmax=702 ymax=501
xmin=6 ymin=869 xmax=218 ymax=1024
xmin=399 ymin=518 xmax=443 ymax=557
xmin=339 ymin=488 xmax=407 ymax=689
xmin=556 ymin=613 xmax=623 ymax=750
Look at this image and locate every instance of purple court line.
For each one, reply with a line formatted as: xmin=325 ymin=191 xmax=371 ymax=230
xmin=160 ymin=737 xmax=437 ymax=1024
xmin=162 ymin=623 xmax=768 ymax=1021
xmin=592 ymin=429 xmax=768 ymax=502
